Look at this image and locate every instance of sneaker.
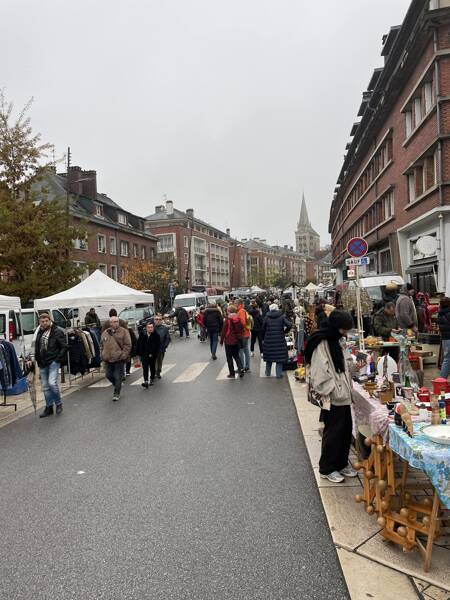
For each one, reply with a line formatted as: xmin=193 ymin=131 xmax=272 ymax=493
xmin=212 ymin=354 xmax=217 ymax=360
xmin=112 ymin=394 xmax=119 ymax=402
xmin=227 ymin=373 xmax=236 ymax=378
xmin=141 ymin=382 xmax=149 ymax=389
xmin=244 ymin=367 xmax=250 ymax=372
xmin=156 ymin=374 xmax=162 ymax=379
xmin=149 ymin=380 xmax=154 ymax=386
xmin=320 ymin=471 xmax=345 ymax=483
xmin=39 ymin=405 xmax=54 ymax=418
xmin=239 ymin=370 xmax=245 ymax=378
xmin=56 ymin=404 xmax=63 ymax=415
xmin=340 ymin=465 xmax=358 ymax=478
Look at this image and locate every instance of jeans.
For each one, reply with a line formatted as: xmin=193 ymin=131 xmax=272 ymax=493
xmin=209 ymin=331 xmax=219 ymax=356
xmin=265 ymin=361 xmax=283 ymax=378
xmin=106 ymin=360 xmax=125 ymax=396
xmin=225 ymin=344 xmax=243 ymax=375
xmin=441 ymin=339 xmax=450 ymax=379
xmin=40 ymin=361 xmax=62 ymax=407
xmin=142 ymin=355 xmax=157 ymax=382
xmin=178 ymin=322 xmax=189 ymax=337
xmin=239 ymin=337 xmax=251 ymax=370
xmin=250 ymin=330 xmax=263 ymax=353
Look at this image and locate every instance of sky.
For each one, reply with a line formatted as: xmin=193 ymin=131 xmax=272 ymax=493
xmin=2 ymin=0 xmax=411 ymax=247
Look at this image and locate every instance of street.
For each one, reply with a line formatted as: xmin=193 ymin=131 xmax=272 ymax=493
xmin=0 ymin=337 xmax=348 ymax=600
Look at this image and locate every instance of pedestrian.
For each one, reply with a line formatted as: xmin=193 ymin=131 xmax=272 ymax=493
xmin=237 ymin=299 xmax=252 ymax=372
xmin=100 ymin=316 xmax=132 ymax=401
xmin=248 ymin=301 xmax=263 ymax=356
xmin=195 ymin=306 xmax=207 ymax=342
xmin=438 ymin=297 xmax=450 ymax=379
xmin=84 ymin=307 xmax=101 ymax=328
xmin=174 ymin=305 xmax=190 ymax=339
xmin=396 ymin=283 xmax=418 ymax=332
xmin=372 ymin=302 xmax=399 ymax=341
xmin=101 ymin=308 xmax=127 ymax=332
xmin=125 ymin=325 xmax=138 ymax=377
xmin=315 ymin=301 xmax=328 ymax=329
xmin=220 ymin=305 xmax=245 ymax=378
xmin=203 ymin=302 xmax=224 ymax=360
xmin=304 ymin=310 xmax=357 ymax=483
xmin=262 ymin=303 xmax=292 ymax=378
xmin=137 ymin=321 xmax=161 ymax=387
xmin=153 ymin=314 xmax=171 ymax=378
xmin=35 ymin=313 xmax=68 ymax=417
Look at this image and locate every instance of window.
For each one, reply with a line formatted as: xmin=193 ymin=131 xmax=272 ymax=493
xmin=408 ymin=173 xmax=416 ymax=203
xmin=382 ymin=191 xmax=394 ymax=220
xmin=414 ymin=97 xmax=422 ymax=125
xmin=97 ymin=234 xmax=106 ymax=253
xmin=73 ymin=236 xmax=88 ymax=250
xmin=141 ymin=246 xmax=147 ymax=260
xmin=74 ymin=261 xmax=90 ymax=281
xmin=94 ymin=202 xmax=104 ymax=217
xmin=110 ymin=237 xmax=117 ymax=255
xmin=157 ymin=234 xmax=175 ymax=253
xmin=133 ymin=243 xmax=139 ymax=258
xmin=98 ymin=264 xmax=107 ymax=274
xmin=120 ymin=240 xmax=129 ymax=257
xmin=184 ymin=253 xmax=188 ymax=264
xmin=424 ymin=82 xmax=433 ymax=113
xmin=184 ymin=236 xmax=189 ymax=248
xmin=405 ymin=111 xmax=412 ymax=137
xmin=111 ymin=265 xmax=118 ymax=281
xmin=118 ymin=213 xmax=127 ymax=225
xmin=120 ymin=267 xmax=128 ymax=281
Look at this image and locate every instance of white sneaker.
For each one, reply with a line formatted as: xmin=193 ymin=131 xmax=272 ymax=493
xmin=320 ymin=471 xmax=345 ymax=483
xmin=340 ymin=465 xmax=358 ymax=478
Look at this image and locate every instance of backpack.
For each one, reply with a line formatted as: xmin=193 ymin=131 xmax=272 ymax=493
xmin=244 ymin=311 xmax=253 ymax=332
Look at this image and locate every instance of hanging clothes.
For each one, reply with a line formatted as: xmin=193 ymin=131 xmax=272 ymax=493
xmin=67 ymin=333 xmax=90 ymax=376
xmin=0 ymin=340 xmax=27 ymax=395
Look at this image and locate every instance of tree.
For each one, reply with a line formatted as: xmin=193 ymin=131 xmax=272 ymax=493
xmin=122 ymin=256 xmax=179 ymax=307
xmin=0 ymin=91 xmax=86 ymax=303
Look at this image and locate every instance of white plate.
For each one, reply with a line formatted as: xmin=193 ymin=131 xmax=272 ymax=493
xmin=422 ymin=424 xmax=450 ymax=445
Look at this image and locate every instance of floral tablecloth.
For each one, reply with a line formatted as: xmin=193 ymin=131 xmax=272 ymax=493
xmin=388 ymin=422 xmax=450 ymax=509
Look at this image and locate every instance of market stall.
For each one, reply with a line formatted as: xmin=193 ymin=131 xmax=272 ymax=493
xmin=0 ymin=294 xmax=26 ymax=410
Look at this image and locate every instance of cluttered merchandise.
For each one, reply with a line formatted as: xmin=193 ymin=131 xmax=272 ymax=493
xmin=329 ymin=329 xmax=449 ymax=572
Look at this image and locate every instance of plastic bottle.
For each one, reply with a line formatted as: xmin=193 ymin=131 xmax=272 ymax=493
xmin=439 ymin=393 xmax=447 ymax=424
xmin=419 ymin=404 xmax=429 ymax=422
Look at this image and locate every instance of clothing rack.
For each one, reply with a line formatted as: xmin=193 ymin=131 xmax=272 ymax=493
xmin=0 ymin=340 xmax=19 ymax=411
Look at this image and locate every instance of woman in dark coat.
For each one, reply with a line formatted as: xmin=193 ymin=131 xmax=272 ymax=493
xmin=262 ymin=304 xmax=292 ymax=378
xmin=136 ymin=322 xmax=161 ymax=387
xmin=248 ymin=301 xmax=264 ymax=356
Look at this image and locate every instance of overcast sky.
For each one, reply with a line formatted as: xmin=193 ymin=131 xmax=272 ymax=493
xmin=3 ymin=0 xmax=411 ymax=246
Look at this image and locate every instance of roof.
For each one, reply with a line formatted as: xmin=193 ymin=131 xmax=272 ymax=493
xmin=145 ymin=207 xmax=228 ymax=237
xmin=297 ymin=194 xmax=320 ymax=237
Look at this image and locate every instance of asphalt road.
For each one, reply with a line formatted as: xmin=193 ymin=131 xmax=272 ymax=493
xmin=0 ymin=336 xmax=349 ymax=600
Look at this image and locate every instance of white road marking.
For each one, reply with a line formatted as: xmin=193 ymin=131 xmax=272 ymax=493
xmin=89 ymin=378 xmax=111 ymax=388
xmin=129 ymin=363 xmax=176 ymax=385
xmin=173 ymin=362 xmax=209 ymax=383
xmin=76 ymin=471 xmax=85 ymax=475
xmin=216 ymin=362 xmax=236 ymax=380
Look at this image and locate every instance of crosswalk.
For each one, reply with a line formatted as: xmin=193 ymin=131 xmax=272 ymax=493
xmin=89 ymin=358 xmax=281 ymax=388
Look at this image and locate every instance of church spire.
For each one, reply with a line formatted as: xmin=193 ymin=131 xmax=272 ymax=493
xmin=298 ymin=192 xmax=310 ymax=228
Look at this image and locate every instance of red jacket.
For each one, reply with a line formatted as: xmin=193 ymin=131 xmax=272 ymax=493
xmin=196 ymin=313 xmax=205 ymax=327
xmin=237 ymin=306 xmax=251 ymax=338
xmin=220 ymin=315 xmax=244 ymax=345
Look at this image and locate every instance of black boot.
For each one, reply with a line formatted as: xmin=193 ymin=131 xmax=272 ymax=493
xmin=39 ymin=405 xmax=54 ymax=418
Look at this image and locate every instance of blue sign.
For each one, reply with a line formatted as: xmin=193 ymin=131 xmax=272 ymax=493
xmin=347 ymin=237 xmax=368 ymax=258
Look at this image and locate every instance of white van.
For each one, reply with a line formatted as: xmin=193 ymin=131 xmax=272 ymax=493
xmin=173 ymin=292 xmax=208 ymax=317
xmin=14 ymin=308 xmax=69 ymax=356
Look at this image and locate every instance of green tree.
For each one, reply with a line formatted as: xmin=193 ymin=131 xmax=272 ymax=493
xmin=0 ymin=91 xmax=86 ymax=303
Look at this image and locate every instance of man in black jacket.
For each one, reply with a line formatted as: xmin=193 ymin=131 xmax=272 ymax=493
xmin=175 ymin=306 xmax=190 ymax=338
xmin=203 ymin=303 xmax=223 ymax=360
xmin=136 ymin=322 xmax=161 ymax=387
xmin=153 ymin=314 xmax=171 ymax=378
xmin=35 ymin=313 xmax=68 ymax=418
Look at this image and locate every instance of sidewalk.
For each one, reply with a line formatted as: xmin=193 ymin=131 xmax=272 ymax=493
xmin=0 ymin=369 xmax=105 ymax=429
xmin=287 ymin=372 xmax=450 ymax=600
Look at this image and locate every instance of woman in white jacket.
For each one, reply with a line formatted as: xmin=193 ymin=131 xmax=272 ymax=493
xmin=304 ymin=310 xmax=357 ymax=483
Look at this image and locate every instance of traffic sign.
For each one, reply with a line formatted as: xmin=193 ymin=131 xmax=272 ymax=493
xmin=345 ymin=256 xmax=370 ymax=267
xmin=347 ymin=269 xmax=356 ymax=279
xmin=347 ymin=237 xmax=368 ymax=258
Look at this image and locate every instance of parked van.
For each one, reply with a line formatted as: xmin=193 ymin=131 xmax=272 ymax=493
xmin=0 ymin=309 xmax=22 ymax=355
xmin=173 ymin=292 xmax=208 ymax=317
xmin=14 ymin=308 xmax=69 ymax=356
xmin=358 ymin=274 xmax=405 ymax=306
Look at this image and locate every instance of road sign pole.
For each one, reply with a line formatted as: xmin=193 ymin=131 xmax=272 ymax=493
xmin=355 ymin=265 xmax=365 ymax=351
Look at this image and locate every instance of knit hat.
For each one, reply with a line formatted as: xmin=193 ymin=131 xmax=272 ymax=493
xmin=269 ymin=303 xmax=278 ymax=311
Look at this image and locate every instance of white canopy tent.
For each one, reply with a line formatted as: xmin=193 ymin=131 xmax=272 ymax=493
xmin=34 ymin=270 xmax=154 ymax=311
xmin=0 ymin=294 xmax=21 ymax=311
xmin=304 ymin=282 xmax=318 ymax=291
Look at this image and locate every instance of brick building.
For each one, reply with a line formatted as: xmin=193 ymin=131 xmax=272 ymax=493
xmin=145 ymin=201 xmax=238 ymax=290
xmin=329 ymin=0 xmax=450 ymax=294
xmin=38 ymin=167 xmax=158 ymax=282
xmin=243 ymin=238 xmax=306 ymax=287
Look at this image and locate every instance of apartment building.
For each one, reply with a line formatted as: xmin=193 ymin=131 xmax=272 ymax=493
xmin=329 ymin=0 xmax=450 ymax=294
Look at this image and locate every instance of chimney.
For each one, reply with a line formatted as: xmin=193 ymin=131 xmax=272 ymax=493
xmin=284 ymin=245 xmax=288 ymax=249
xmin=166 ymin=200 xmax=174 ymax=216
xmin=226 ymin=228 xmax=230 ymax=236
xmin=81 ymin=170 xmax=97 ymax=201
xmin=155 ymin=205 xmax=165 ymax=213
xmin=186 ymin=208 xmax=194 ymax=219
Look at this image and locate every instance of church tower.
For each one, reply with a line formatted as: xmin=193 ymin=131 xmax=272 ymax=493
xmin=295 ymin=194 xmax=320 ymax=257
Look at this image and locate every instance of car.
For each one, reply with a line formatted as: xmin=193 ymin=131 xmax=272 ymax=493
xmin=119 ymin=305 xmax=155 ymax=334
xmin=173 ymin=293 xmax=208 ymax=318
